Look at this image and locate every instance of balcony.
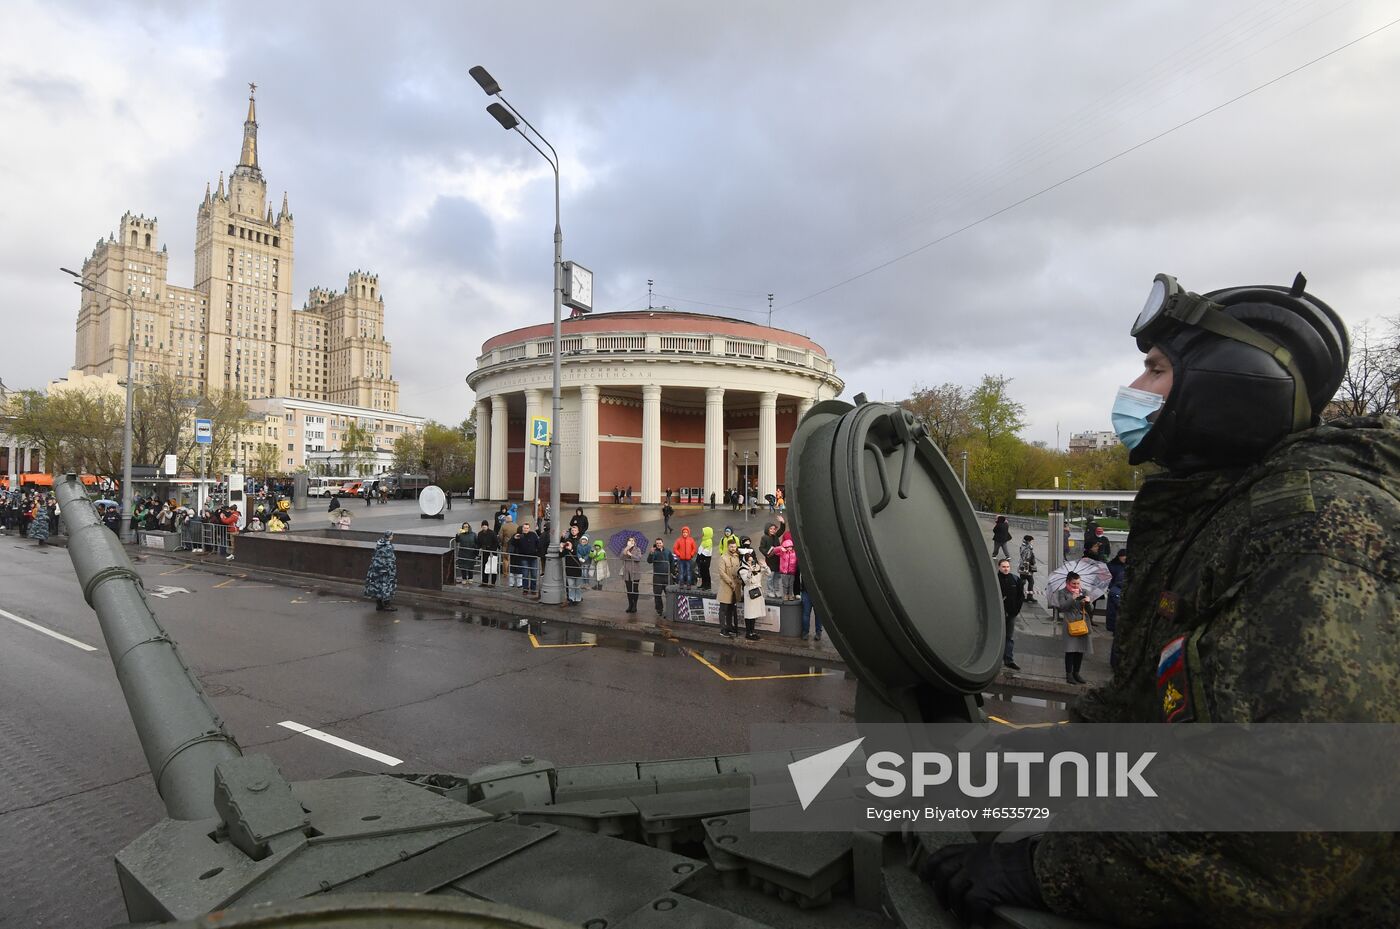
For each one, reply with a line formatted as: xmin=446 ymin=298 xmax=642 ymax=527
xmin=473 ymin=329 xmax=838 ymax=382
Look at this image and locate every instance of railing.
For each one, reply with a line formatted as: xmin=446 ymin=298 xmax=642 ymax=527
xmin=659 ymin=335 xmax=711 ymax=354
xmin=479 ymin=333 xmax=836 ymax=379
xmin=723 ymin=339 xmax=765 ymax=359
xmin=595 ymin=335 xmax=645 ymax=352
xmin=190 ymin=522 xmax=234 ymax=557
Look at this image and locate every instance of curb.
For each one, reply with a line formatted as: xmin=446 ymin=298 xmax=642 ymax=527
xmin=132 ymin=547 xmax=1101 ymax=698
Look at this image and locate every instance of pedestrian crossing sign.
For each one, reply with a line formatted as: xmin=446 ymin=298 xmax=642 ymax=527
xmin=530 ymin=417 xmax=550 ymax=446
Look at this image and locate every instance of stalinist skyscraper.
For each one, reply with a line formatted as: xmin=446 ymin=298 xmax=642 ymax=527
xmin=74 ymin=85 xmax=400 ymax=412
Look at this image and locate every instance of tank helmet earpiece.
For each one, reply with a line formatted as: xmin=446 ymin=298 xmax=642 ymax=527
xmin=1130 ymin=273 xmax=1349 ymax=471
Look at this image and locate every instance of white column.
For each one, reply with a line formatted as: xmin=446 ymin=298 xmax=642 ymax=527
xmin=704 ymin=387 xmax=725 ymax=505
xmin=489 ymin=394 xmax=508 ymax=501
xmin=797 ymin=396 xmax=815 ymax=423
xmin=22 ymin=448 xmax=32 ymax=472
xmin=474 ymin=399 xmax=490 ymax=500
xmin=579 ymin=385 xmax=600 ymax=504
xmin=758 ymin=391 xmax=778 ymax=501
xmin=642 ymin=384 xmax=662 ymax=505
xmin=522 ymin=388 xmax=545 ymax=502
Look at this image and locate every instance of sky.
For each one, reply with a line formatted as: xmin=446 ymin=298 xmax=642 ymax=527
xmin=3 ymin=0 xmax=1398 ymax=447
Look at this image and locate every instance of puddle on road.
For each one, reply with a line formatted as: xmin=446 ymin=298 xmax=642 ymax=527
xmin=396 ymin=605 xmax=847 ymax=680
xmin=981 ymin=691 xmax=1071 ymax=725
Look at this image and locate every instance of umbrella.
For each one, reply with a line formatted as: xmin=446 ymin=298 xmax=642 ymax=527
xmin=1045 ymin=557 xmax=1114 ymax=602
xmin=94 ymin=499 xmax=119 ymax=508
xmin=608 ymin=528 xmax=649 ymax=556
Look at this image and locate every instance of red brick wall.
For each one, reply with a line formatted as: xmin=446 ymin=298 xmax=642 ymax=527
xmin=661 ymin=446 xmax=704 ymax=491
xmin=600 ymin=441 xmax=640 ymax=495
xmin=599 ymin=400 xmax=640 ymax=437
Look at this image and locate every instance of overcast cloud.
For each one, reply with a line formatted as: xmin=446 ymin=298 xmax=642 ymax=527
xmin=3 ymin=0 xmax=1398 ymax=446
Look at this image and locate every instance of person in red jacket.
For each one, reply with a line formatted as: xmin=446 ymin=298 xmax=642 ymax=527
xmin=217 ymin=505 xmax=240 ymax=560
xmin=672 ymin=526 xmax=698 ymax=588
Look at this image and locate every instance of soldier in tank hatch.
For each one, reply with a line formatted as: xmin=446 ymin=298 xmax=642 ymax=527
xmin=924 ymin=273 xmax=1400 ymax=928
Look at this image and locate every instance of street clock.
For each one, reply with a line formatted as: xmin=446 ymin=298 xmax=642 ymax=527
xmin=562 ymin=261 xmax=592 ymax=313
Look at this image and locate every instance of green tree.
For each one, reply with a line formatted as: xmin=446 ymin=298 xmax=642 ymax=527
xmin=392 ymin=429 xmax=424 ymax=474
xmin=422 ymin=421 xmax=473 ymax=488
xmin=7 ymin=387 xmax=125 ymax=475
xmin=968 ymin=375 xmax=1026 ymax=445
xmin=253 ymin=442 xmax=280 ymax=479
xmin=341 ymin=421 xmax=374 ymax=477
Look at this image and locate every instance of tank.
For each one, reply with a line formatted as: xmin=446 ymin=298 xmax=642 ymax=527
xmin=54 ymin=400 xmax=1105 ymax=929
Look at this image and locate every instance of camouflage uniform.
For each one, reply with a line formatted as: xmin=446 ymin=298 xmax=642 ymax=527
xmin=1035 ymin=415 xmax=1400 ymax=928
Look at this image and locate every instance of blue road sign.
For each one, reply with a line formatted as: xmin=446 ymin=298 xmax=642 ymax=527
xmin=195 ymin=419 xmax=213 ymax=445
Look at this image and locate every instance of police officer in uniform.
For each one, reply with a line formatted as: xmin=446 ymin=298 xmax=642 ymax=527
xmin=924 ymin=273 xmax=1400 ymax=927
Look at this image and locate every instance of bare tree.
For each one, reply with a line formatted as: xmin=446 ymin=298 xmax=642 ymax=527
xmin=902 ymin=383 xmax=973 ymax=451
xmin=1329 ymin=318 xmax=1400 ymax=419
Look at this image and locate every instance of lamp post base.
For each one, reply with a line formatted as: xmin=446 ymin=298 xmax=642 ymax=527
xmin=539 ymin=553 xmax=564 ymax=605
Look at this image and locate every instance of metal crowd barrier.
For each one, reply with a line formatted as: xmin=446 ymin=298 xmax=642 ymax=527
xmin=191 ymin=522 xmax=234 ymax=558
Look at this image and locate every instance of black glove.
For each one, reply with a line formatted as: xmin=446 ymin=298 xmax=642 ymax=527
xmin=919 ymin=838 xmax=1046 ymax=927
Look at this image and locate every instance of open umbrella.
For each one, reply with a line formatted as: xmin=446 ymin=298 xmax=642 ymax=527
xmin=94 ymin=498 xmax=119 ymax=508
xmin=1045 ymin=557 xmax=1113 ymax=602
xmin=608 ymin=528 xmax=649 ymax=556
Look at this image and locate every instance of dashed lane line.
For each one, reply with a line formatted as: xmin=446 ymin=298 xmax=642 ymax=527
xmin=0 ymin=608 xmax=98 ymax=652
xmin=277 ymin=720 xmax=403 ymax=766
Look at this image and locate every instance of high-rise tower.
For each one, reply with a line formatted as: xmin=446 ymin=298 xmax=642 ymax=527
xmin=73 ymin=86 xmax=398 ymax=412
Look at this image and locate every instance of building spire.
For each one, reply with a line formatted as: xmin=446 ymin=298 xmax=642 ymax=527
xmin=238 ymin=82 xmax=260 ymax=174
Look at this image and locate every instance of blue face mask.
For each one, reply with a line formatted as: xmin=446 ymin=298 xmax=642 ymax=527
xmin=1111 ymin=386 xmax=1166 ymax=450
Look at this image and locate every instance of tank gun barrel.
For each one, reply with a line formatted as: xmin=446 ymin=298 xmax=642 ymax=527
xmin=56 ymin=474 xmax=242 ymax=820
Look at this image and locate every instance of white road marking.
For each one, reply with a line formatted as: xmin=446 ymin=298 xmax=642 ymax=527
xmin=277 ymin=720 xmax=403 ymax=766
xmin=148 ymin=586 xmax=192 ymax=599
xmin=0 ymin=608 xmax=99 ymax=652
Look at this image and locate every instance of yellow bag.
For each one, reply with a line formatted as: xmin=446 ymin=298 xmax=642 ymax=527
xmin=1067 ymin=616 xmax=1089 ymax=637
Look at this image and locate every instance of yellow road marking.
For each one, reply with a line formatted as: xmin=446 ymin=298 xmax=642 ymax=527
xmin=689 ymin=651 xmax=834 ymax=682
xmin=159 ymin=564 xmax=193 ymax=575
xmin=986 ymin=714 xmax=1070 ymax=729
xmin=528 ymin=632 xmax=594 ymax=649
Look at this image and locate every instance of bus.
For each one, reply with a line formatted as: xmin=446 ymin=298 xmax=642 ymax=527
xmin=305 ymin=476 xmax=342 ymax=498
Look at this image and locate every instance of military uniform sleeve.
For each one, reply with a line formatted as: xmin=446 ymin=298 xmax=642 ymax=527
xmin=1035 ymin=472 xmax=1400 ymax=927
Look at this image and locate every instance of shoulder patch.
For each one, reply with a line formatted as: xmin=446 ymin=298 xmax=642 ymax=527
xmin=1156 ymin=635 xmax=1195 ymax=723
xmin=1250 ymin=470 xmax=1315 ymax=526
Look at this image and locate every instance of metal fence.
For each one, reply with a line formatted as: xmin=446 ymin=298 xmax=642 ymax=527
xmin=188 ymin=522 xmax=235 ymax=558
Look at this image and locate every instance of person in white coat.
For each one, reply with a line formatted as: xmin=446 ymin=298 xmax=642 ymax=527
xmin=737 ymin=547 xmax=771 ymax=641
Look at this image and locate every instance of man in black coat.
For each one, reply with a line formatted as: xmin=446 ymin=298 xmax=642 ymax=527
xmin=996 ymin=557 xmax=1024 ymax=671
xmin=517 ymin=522 xmax=541 ymax=596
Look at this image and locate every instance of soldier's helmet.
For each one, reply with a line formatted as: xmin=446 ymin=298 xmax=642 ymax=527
xmin=1133 ymin=274 xmax=1350 ymax=472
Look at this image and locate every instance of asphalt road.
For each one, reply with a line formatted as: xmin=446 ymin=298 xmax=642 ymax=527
xmin=0 ymin=530 xmax=860 ymax=927
xmin=0 ymin=510 xmax=1071 ymax=926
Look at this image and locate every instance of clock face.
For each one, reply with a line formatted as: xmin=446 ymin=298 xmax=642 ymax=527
xmin=569 ymin=263 xmax=593 ymax=309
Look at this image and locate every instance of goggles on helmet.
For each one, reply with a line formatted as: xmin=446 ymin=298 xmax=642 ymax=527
xmin=1131 ymin=273 xmax=1313 ymax=432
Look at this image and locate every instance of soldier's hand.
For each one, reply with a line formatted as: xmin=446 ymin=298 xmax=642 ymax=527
xmin=919 ymin=838 xmax=1045 ymax=927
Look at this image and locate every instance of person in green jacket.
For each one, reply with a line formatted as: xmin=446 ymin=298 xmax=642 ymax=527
xmin=588 ymin=538 xmax=609 ymax=590
xmin=925 ymin=273 xmax=1400 ymax=928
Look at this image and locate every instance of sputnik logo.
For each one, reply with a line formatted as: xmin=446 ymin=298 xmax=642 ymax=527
xmin=788 ymin=737 xmax=865 ymax=810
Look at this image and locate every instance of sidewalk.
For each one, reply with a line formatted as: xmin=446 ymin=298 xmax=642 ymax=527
xmin=116 ymin=499 xmax=1116 ymax=696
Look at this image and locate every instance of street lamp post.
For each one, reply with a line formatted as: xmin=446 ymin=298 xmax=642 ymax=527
xmin=62 ymin=267 xmax=135 ymax=542
xmin=471 ymin=66 xmax=566 ymax=605
xmin=1065 ymin=470 xmax=1074 ymax=525
xmin=960 ymin=450 xmax=968 ymax=489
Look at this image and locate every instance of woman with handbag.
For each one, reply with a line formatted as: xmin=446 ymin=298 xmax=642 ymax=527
xmin=1049 ymin=571 xmax=1093 ymax=684
xmin=715 ymin=538 xmax=742 ymax=638
xmin=737 ymin=547 xmax=771 ymax=641
xmin=475 ymin=520 xmax=499 ymax=587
